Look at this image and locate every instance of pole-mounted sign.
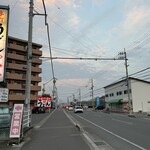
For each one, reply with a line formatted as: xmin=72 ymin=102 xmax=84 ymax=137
xmin=0 ymin=6 xmax=9 ymax=83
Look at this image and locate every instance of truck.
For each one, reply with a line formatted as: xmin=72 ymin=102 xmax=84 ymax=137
xmin=95 ymin=96 xmax=105 ymax=110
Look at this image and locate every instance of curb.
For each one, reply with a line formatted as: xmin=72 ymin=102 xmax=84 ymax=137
xmin=75 ymin=124 xmax=81 ymax=131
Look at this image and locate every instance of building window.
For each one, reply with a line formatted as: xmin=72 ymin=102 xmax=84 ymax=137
xmin=117 ymin=91 xmax=122 ymax=96
xmin=124 ymin=90 xmax=127 ymax=94
xmin=124 ymin=89 xmax=132 ymax=94
xmin=109 ymin=93 xmax=114 ymax=97
xmin=105 ymin=94 xmax=108 ymax=97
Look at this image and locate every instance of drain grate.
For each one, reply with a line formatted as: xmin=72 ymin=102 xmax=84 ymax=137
xmin=94 ymin=141 xmax=106 ymax=146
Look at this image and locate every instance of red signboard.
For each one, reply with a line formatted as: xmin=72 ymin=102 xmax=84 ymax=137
xmin=10 ymin=104 xmax=23 ymax=138
xmin=37 ymin=96 xmax=52 ymax=108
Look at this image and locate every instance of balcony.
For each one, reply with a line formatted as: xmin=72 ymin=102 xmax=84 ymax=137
xmin=8 ymin=94 xmax=37 ymax=101
xmin=32 ymin=58 xmax=42 ymax=64
xmin=32 ymin=49 xmax=42 ymax=56
xmin=7 ymin=63 xmax=26 ymax=71
xmin=6 ymin=73 xmax=26 ymax=80
xmin=31 ymin=85 xmax=41 ymax=91
xmin=32 ymin=66 xmax=42 ymax=73
xmin=7 ymin=83 xmax=23 ymax=90
xmin=8 ymin=43 xmax=25 ymax=52
xmin=31 ymin=76 xmax=41 ymax=82
xmin=7 ymin=53 xmax=26 ymax=62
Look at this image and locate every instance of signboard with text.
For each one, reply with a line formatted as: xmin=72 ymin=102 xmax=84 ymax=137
xmin=0 ymin=88 xmax=8 ymax=102
xmin=37 ymin=96 xmax=52 ymax=108
xmin=0 ymin=6 xmax=9 ymax=82
xmin=10 ymin=104 xmax=23 ymax=138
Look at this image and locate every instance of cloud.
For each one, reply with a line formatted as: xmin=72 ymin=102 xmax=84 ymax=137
xmin=122 ymin=6 xmax=150 ymax=35
xmin=35 ymin=0 xmax=72 ymax=6
xmin=73 ymin=0 xmax=83 ymax=8
xmin=57 ymin=78 xmax=89 ymax=87
xmin=68 ymin=13 xmax=80 ymax=27
xmin=55 ymin=59 xmax=77 ymax=64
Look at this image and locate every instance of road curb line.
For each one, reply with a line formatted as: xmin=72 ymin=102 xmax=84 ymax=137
xmin=34 ymin=109 xmax=56 ymax=129
xmin=63 ymin=110 xmax=100 ymax=150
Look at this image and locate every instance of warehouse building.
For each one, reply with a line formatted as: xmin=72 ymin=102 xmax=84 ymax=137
xmin=104 ymin=77 xmax=150 ymax=113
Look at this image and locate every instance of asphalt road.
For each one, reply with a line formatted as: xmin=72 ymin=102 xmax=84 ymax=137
xmin=68 ymin=109 xmax=150 ymax=150
xmin=20 ymin=108 xmax=91 ymax=150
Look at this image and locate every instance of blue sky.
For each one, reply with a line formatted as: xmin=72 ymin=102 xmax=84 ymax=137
xmin=1 ymin=0 xmax=150 ymax=103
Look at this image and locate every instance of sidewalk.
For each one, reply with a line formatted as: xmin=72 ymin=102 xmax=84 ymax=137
xmin=20 ymin=108 xmax=91 ymax=150
xmin=0 ymin=110 xmax=52 ymax=150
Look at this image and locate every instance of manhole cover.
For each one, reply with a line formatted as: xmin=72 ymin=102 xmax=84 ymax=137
xmin=94 ymin=141 xmax=106 ymax=146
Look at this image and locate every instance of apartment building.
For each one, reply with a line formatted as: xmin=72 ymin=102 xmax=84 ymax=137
xmin=5 ymin=36 xmax=42 ymax=107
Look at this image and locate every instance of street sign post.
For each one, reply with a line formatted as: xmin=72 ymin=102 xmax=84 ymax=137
xmin=10 ymin=104 xmax=24 ymax=141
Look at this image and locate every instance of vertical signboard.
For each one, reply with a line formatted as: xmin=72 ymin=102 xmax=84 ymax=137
xmin=10 ymin=104 xmax=24 ymax=138
xmin=0 ymin=6 xmax=9 ymax=82
xmin=0 ymin=88 xmax=9 ymax=102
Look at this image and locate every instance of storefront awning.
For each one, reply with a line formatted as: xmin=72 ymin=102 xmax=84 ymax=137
xmin=107 ymin=99 xmax=123 ymax=104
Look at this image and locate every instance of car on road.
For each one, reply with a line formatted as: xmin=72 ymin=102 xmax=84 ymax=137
xmin=68 ymin=106 xmax=74 ymax=111
xmin=0 ymin=106 xmax=11 ymax=129
xmin=74 ymin=106 xmax=83 ymax=113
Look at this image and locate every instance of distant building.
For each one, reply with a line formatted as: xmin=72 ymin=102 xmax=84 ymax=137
xmin=3 ymin=36 xmax=42 ymax=107
xmin=104 ymin=77 xmax=150 ymax=113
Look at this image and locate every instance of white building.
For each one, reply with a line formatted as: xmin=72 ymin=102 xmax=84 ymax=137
xmin=104 ymin=77 xmax=150 ymax=113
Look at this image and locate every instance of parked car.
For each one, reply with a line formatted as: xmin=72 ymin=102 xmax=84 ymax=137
xmin=32 ymin=107 xmax=45 ymax=114
xmin=0 ymin=106 xmax=11 ymax=129
xmin=74 ymin=106 xmax=83 ymax=113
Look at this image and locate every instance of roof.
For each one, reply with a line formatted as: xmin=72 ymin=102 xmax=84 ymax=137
xmin=104 ymin=77 xmax=150 ymax=89
xmin=8 ymin=36 xmax=42 ymax=48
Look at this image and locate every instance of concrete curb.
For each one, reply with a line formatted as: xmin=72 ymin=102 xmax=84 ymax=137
xmin=63 ymin=110 xmax=101 ymax=150
xmin=75 ymin=124 xmax=81 ymax=131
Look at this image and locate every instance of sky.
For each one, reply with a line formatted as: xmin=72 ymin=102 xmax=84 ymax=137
xmin=1 ymin=0 xmax=150 ymax=103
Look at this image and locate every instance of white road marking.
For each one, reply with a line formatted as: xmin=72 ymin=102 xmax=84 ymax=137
xmin=112 ymin=118 xmax=133 ymax=125
xmin=76 ymin=114 xmax=147 ymax=150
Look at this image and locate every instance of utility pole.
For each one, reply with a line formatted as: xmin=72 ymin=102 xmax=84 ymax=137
xmin=52 ymin=78 xmax=57 ymax=108
xmin=118 ymin=49 xmax=132 ymax=115
xmin=79 ymin=89 xmax=81 ymax=106
xmin=91 ymin=79 xmax=94 ymax=108
xmin=67 ymin=97 xmax=69 ymax=105
xmin=124 ymin=49 xmax=132 ymax=115
xmin=25 ymin=0 xmax=33 ymax=127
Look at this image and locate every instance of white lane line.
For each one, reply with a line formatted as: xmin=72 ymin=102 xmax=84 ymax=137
xmin=112 ymin=118 xmax=133 ymax=125
xmin=76 ymin=115 xmax=146 ymax=150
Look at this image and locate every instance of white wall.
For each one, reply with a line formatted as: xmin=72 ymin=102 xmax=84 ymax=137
xmin=105 ymin=80 xmax=131 ymax=102
xmin=131 ymin=79 xmax=150 ymax=112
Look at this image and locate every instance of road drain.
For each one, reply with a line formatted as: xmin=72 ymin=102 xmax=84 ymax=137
xmin=94 ymin=141 xmax=106 ymax=146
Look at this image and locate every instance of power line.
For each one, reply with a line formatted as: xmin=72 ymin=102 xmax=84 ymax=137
xmin=41 ymin=56 xmax=124 ymax=61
